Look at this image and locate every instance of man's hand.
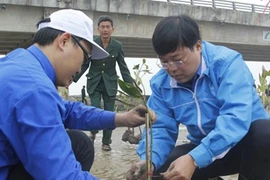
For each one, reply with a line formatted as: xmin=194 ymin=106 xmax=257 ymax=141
xmin=115 ymin=105 xmax=156 ymax=127
xmin=161 ymin=154 xmax=196 ymax=180
xmin=126 ymin=160 xmax=154 ymax=180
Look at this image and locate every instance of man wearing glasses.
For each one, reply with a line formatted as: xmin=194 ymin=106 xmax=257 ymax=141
xmin=0 ymin=9 xmax=153 ymax=180
xmin=127 ymin=15 xmax=270 ymax=180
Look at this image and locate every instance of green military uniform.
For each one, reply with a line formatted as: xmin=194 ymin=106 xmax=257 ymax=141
xmin=86 ymin=36 xmax=133 ymax=145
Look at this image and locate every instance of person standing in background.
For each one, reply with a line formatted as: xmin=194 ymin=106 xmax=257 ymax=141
xmin=81 ymin=85 xmax=87 ymax=104
xmin=73 ymin=15 xmax=133 ymax=151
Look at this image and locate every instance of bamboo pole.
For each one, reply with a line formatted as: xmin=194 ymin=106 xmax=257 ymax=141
xmin=145 ymin=113 xmax=153 ymax=180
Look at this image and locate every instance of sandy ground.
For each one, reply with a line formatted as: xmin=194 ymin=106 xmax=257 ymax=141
xmin=86 ymin=126 xmax=238 ymax=180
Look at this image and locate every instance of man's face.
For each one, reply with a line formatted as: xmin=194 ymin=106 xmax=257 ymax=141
xmin=158 ymin=40 xmax=202 ymax=84
xmin=97 ymin=21 xmax=114 ymax=39
xmin=55 ymin=33 xmax=91 ymax=87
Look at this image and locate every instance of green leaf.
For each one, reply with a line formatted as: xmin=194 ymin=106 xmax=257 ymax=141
xmin=118 ymin=79 xmax=141 ymax=98
xmin=142 ymin=58 xmax=146 ymax=64
xmin=266 ymin=70 xmax=270 ymax=76
xmin=142 ymin=70 xmax=152 ymax=74
xmin=117 ymin=90 xmax=131 ymax=97
xmin=133 ymin=64 xmax=140 ymax=70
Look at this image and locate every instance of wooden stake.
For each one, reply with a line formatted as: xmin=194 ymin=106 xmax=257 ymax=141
xmin=145 ymin=113 xmax=153 ymax=180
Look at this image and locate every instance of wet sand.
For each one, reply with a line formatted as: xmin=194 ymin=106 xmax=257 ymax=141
xmin=86 ymin=126 xmax=238 ymax=180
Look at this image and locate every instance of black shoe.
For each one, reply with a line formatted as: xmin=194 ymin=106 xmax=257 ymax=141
xmin=102 ymin=144 xmax=111 ymax=151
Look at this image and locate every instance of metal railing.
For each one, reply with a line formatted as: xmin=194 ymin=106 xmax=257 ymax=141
xmin=151 ymin=0 xmax=270 ymax=14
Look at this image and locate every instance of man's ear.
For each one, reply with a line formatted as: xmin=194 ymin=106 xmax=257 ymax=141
xmin=195 ymin=40 xmax=202 ymax=52
xmin=57 ymin=33 xmax=72 ymax=51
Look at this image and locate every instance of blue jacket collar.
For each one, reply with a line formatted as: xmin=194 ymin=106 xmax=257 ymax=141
xmin=27 ymin=45 xmax=56 ymax=84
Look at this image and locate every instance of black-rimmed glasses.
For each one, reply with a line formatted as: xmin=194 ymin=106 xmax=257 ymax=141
xmin=72 ymin=35 xmax=92 ymax=65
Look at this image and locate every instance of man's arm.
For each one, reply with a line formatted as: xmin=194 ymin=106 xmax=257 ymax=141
xmin=62 ymin=100 xmax=115 ymax=130
xmin=116 ymin=42 xmax=133 ymax=84
xmin=13 ymin=89 xmax=97 ymax=179
xmin=189 ymin=54 xmax=256 ymax=168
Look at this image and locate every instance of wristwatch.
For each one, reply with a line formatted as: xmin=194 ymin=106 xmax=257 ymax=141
xmin=191 ymin=157 xmax=198 ymax=167
xmin=190 ymin=155 xmax=198 ymax=168
xmin=193 ymin=160 xmax=198 ymax=167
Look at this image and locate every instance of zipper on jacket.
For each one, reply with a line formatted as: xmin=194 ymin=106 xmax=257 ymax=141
xmin=194 ymin=76 xmax=207 ymax=135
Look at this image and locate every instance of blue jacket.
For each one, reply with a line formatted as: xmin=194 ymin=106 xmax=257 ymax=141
xmin=0 ymin=45 xmax=115 ymax=179
xmin=137 ymin=41 xmax=270 ymax=169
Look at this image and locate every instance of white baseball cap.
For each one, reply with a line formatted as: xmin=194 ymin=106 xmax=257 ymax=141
xmin=37 ymin=9 xmax=109 ymax=59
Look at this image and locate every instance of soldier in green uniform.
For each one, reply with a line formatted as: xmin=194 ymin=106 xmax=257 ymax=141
xmin=74 ymin=15 xmax=133 ymax=151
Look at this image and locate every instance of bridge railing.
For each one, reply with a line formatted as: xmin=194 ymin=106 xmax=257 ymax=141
xmin=152 ymin=0 xmax=270 ymax=14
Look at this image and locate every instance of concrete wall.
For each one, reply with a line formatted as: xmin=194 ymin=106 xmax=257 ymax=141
xmin=1 ymin=0 xmax=269 ymax=27
xmin=2 ymin=5 xmax=269 ymax=46
xmin=0 ymin=0 xmax=269 ymax=58
xmin=1 ymin=3 xmax=269 ymax=45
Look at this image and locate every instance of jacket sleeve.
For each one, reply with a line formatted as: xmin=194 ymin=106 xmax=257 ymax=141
xmin=116 ymin=43 xmax=133 ymax=84
xmin=13 ymin=88 xmax=114 ymax=179
xmin=137 ymin=79 xmax=179 ymax=170
xmin=189 ymin=54 xmax=255 ymax=168
xmin=62 ymin=100 xmax=115 ymax=130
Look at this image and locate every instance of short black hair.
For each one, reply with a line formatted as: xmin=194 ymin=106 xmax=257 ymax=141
xmin=32 ymin=27 xmax=64 ymax=46
xmin=97 ymin=15 xmax=113 ymax=27
xmin=152 ymin=15 xmax=201 ymax=56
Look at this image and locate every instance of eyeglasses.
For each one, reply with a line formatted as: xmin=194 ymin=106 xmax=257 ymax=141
xmin=157 ymin=52 xmax=189 ymax=69
xmin=72 ymin=35 xmax=92 ymax=65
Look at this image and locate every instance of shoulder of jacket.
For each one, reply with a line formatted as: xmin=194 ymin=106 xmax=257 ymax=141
xmin=203 ymin=41 xmax=241 ymax=67
xmin=150 ymin=69 xmax=169 ymax=86
xmin=93 ymin=36 xmax=101 ymax=43
xmin=110 ymin=37 xmax=123 ymax=47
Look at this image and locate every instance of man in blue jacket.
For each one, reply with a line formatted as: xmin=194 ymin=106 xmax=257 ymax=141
xmin=0 ymin=9 xmax=152 ymax=180
xmin=127 ymin=15 xmax=270 ymax=180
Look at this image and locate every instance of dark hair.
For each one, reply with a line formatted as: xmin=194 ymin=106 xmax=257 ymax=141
xmin=98 ymin=15 xmax=113 ymax=27
xmin=32 ymin=27 xmax=64 ymax=46
xmin=152 ymin=15 xmax=201 ymax=56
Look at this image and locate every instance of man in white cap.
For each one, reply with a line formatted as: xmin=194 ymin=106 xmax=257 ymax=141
xmin=0 ymin=9 xmax=153 ymax=180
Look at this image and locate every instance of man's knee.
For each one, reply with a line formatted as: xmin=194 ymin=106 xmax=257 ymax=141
xmin=67 ymin=130 xmax=95 ymax=171
xmin=246 ymin=120 xmax=270 ymax=148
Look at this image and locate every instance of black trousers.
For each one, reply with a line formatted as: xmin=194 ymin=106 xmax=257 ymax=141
xmin=7 ymin=130 xmax=94 ymax=180
xmin=154 ymin=119 xmax=270 ymax=180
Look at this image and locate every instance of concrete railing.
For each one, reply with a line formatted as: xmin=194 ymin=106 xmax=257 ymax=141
xmin=152 ymin=0 xmax=270 ymax=14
